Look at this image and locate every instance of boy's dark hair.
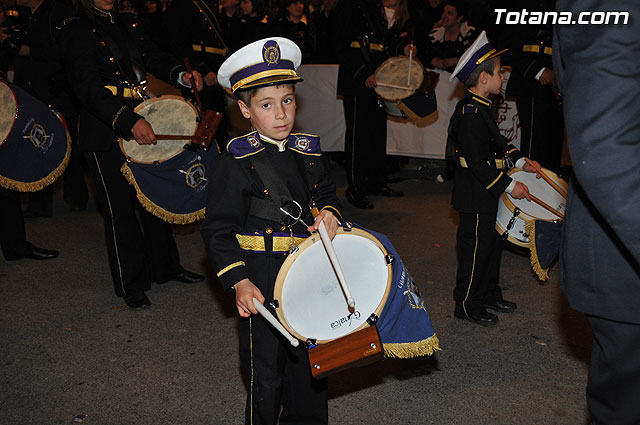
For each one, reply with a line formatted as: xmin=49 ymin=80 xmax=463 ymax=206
xmin=464 ymin=56 xmax=499 ymax=89
xmin=235 ymin=83 xmax=296 ymax=105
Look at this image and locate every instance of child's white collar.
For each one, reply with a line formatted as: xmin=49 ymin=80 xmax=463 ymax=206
xmin=259 ymin=133 xmax=288 ymax=152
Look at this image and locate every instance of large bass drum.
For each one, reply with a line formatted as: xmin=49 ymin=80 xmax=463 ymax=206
xmin=496 ymin=168 xmax=567 ymax=248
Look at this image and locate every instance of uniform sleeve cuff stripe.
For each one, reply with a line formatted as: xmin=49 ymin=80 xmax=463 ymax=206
xmin=321 ymin=205 xmax=342 ymax=220
xmin=217 ymin=261 xmax=245 ymax=277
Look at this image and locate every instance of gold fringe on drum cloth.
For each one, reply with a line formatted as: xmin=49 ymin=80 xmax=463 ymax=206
xmin=120 ymin=163 xmax=205 ymax=225
xmin=0 ymin=130 xmax=71 ymax=192
xmin=383 ymin=333 xmax=441 ymax=359
xmin=525 ymin=220 xmax=549 ymax=282
xmin=396 ymin=102 xmax=439 ymax=128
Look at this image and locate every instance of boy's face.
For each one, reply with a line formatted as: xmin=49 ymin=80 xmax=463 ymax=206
xmin=238 ymin=85 xmax=296 ymax=141
xmin=483 ymin=59 xmax=504 ymax=96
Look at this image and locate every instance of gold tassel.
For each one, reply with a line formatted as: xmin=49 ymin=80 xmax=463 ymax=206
xmin=525 ymin=220 xmax=549 ymax=281
xmin=120 ymin=163 xmax=205 ymax=224
xmin=397 ymin=101 xmax=439 ymax=128
xmin=0 ymin=129 xmax=72 ymax=192
xmin=383 ymin=334 xmax=441 ymax=358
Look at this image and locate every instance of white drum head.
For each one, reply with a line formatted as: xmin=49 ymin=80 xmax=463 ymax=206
xmin=374 ymin=56 xmax=424 ymax=102
xmin=119 ymin=95 xmax=198 ymax=164
xmin=0 ymin=81 xmax=17 ymax=143
xmin=275 ymin=228 xmax=392 ymax=343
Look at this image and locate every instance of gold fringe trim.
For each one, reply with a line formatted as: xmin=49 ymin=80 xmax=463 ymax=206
xmin=0 ymin=128 xmax=71 ymax=192
xmin=525 ymin=220 xmax=549 ymax=282
xmin=397 ymin=101 xmax=439 ymax=128
xmin=383 ymin=333 xmax=441 ymax=359
xmin=120 ymin=163 xmax=205 ymax=224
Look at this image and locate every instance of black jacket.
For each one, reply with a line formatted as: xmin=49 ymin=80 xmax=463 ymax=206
xmin=58 ymin=10 xmax=184 ymax=152
xmin=449 ymin=91 xmax=523 ymax=213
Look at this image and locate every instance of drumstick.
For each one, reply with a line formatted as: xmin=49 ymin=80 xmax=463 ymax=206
xmin=524 ymin=158 xmax=568 ymax=198
xmin=376 ymin=82 xmax=413 ymax=90
xmin=184 ymin=58 xmax=204 ymax=116
xmin=407 ymin=42 xmax=413 ymax=87
xmin=253 ymin=298 xmax=299 ymax=347
xmin=528 ymin=194 xmax=564 ymax=219
xmin=318 ymin=221 xmax=356 ymax=310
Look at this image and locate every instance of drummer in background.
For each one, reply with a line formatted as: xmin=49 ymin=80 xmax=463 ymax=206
xmin=201 ymin=37 xmax=342 ymax=425
xmin=163 ymin=0 xmax=233 ymax=150
xmin=448 ymin=31 xmax=540 ymax=327
xmin=331 ymin=0 xmax=415 ymax=209
xmin=56 ymin=0 xmax=205 ymax=309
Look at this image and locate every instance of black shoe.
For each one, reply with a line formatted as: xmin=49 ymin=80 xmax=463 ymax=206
xmin=372 ymin=184 xmax=404 ymax=197
xmin=345 ymin=187 xmax=373 ymax=209
xmin=124 ymin=292 xmax=151 ymax=310
xmin=174 ymin=268 xmax=204 ymax=284
xmin=454 ymin=310 xmax=498 ymax=326
xmin=484 ymin=300 xmax=517 ymax=313
xmin=27 ymin=246 xmax=59 ymax=260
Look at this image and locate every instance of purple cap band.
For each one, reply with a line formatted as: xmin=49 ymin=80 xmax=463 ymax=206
xmin=229 ymin=59 xmax=295 ymax=89
xmin=457 ymin=43 xmax=493 ymax=82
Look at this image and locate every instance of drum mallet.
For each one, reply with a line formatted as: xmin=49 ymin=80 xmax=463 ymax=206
xmin=252 ymin=298 xmax=299 ymax=347
xmin=317 ymin=220 xmax=356 ymax=310
xmin=524 ymin=158 xmax=568 ymax=198
xmin=407 ymin=41 xmax=414 ymax=87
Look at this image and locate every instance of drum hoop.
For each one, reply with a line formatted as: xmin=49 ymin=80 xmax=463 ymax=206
xmin=373 ymin=56 xmax=425 ymax=101
xmin=0 ymin=80 xmax=18 ymax=145
xmin=118 ymin=95 xmax=198 ymax=165
xmin=273 ymin=227 xmax=393 ymax=344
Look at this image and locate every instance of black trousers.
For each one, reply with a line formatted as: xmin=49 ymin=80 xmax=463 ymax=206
xmin=239 ymin=252 xmax=328 ymax=425
xmin=0 ymin=187 xmax=30 ymax=260
xmin=586 ymin=315 xmax=640 ymax=425
xmin=454 ymin=212 xmax=504 ymax=316
xmin=84 ymin=148 xmax=181 ymax=298
xmin=516 ymin=95 xmax=565 ymax=172
xmin=342 ymin=86 xmax=387 ymax=193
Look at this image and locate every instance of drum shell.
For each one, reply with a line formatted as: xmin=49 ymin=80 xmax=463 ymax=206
xmin=274 ymin=227 xmax=392 ymax=344
xmin=495 ymin=168 xmax=567 ymax=247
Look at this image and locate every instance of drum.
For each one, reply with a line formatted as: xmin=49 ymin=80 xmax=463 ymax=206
xmin=374 ymin=56 xmax=425 ymax=118
xmin=119 ymin=95 xmax=198 ymax=164
xmin=274 ymin=227 xmax=393 ymax=343
xmin=0 ymin=79 xmax=70 ymax=192
xmin=496 ymin=168 xmax=567 ymax=248
xmin=272 ymin=225 xmax=439 ymax=377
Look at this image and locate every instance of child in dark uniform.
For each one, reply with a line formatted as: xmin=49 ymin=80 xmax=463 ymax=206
xmin=201 ymin=37 xmax=342 ymax=424
xmin=448 ymin=31 xmax=540 ymax=327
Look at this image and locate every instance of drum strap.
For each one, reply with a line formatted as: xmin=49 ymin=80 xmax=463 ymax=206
xmin=248 ymin=153 xmax=295 ymax=223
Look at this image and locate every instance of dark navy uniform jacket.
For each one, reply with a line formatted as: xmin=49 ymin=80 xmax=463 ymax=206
xmin=201 ymin=132 xmax=342 ymax=290
xmin=58 ymin=10 xmax=184 ymax=152
xmin=449 ymin=91 xmax=523 ymax=214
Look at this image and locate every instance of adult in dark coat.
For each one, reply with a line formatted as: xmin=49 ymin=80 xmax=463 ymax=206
xmin=503 ymin=0 xmax=564 ymax=172
xmin=332 ymin=0 xmax=414 ymax=209
xmin=14 ymin=0 xmax=89 ymax=215
xmin=58 ymin=0 xmax=204 ymax=309
xmin=554 ymin=0 xmax=640 ymax=423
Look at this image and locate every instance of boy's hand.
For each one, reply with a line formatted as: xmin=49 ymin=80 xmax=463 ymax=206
xmin=522 ymin=159 xmax=543 ymax=178
xmin=132 ymin=118 xmax=157 ymax=145
xmin=234 ymin=278 xmax=264 ymax=317
xmin=510 ymin=181 xmax=532 ymax=201
xmin=308 ymin=210 xmax=339 ymax=240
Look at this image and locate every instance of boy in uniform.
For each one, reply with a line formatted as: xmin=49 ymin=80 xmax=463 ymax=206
xmin=448 ymin=31 xmax=540 ymax=326
xmin=201 ymin=37 xmax=342 ymax=424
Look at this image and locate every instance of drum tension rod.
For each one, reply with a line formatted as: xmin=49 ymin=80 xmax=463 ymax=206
xmin=268 ymin=300 xmax=279 ymax=310
xmin=305 ymin=339 xmax=317 ymax=349
xmin=385 ymin=254 xmax=395 ymax=265
xmin=366 ymin=314 xmax=379 ymax=326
